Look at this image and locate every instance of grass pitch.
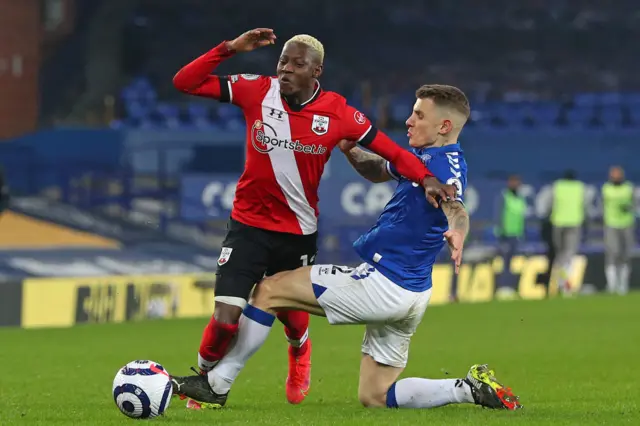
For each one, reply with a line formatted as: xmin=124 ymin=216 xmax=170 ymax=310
xmin=1 ymin=293 xmax=639 ymax=425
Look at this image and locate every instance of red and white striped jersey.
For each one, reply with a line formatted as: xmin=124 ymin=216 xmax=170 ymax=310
xmin=173 ymin=42 xmax=434 ymax=236
xmin=221 ymin=75 xmax=374 ymax=235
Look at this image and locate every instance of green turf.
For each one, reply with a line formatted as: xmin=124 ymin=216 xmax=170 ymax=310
xmin=1 ymin=293 xmax=639 ymax=425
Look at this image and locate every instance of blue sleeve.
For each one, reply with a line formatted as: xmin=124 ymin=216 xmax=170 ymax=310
xmin=386 ymin=152 xmax=467 ymax=202
xmin=425 ymin=152 xmax=467 ymax=204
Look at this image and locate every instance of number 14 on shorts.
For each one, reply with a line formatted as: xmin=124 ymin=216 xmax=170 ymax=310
xmin=300 ymin=254 xmax=316 ymax=266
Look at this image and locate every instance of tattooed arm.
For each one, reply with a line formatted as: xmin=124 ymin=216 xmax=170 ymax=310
xmin=341 ymin=145 xmax=392 ymax=183
xmin=442 ymin=201 xmax=470 ymax=237
xmin=441 ymin=200 xmax=470 ymax=273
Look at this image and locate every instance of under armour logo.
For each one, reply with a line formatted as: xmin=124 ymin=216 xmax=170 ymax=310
xmin=269 ymin=108 xmax=284 ymax=119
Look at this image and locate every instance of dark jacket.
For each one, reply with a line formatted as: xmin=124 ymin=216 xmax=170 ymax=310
xmin=0 ymin=172 xmax=9 ymax=214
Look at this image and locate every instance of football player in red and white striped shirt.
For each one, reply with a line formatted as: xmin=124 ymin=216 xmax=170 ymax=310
xmin=173 ymin=28 xmax=455 ymax=408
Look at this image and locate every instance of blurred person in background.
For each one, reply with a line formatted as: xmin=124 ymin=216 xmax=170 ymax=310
xmin=550 ymin=170 xmax=586 ymax=295
xmin=602 ymin=166 xmax=636 ymax=295
xmin=494 ymin=175 xmax=526 ymax=298
xmin=539 ymin=213 xmax=556 ymax=292
xmin=0 ymin=168 xmax=9 ymax=218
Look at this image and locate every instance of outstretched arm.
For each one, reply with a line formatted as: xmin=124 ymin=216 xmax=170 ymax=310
xmin=172 ymin=28 xmax=275 ymax=98
xmin=172 ymin=42 xmax=234 ymax=97
xmin=442 ymin=201 xmax=470 ymax=273
xmin=442 ymin=201 xmax=470 ymax=237
xmin=339 ymin=108 xmax=457 ymax=205
xmin=341 ymin=143 xmax=392 ymax=183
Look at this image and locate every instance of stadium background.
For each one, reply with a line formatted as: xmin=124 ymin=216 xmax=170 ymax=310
xmin=0 ymin=0 xmax=638 ymax=326
xmin=1 ymin=2 xmax=640 ymax=425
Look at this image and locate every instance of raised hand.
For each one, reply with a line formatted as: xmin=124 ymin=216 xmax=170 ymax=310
xmin=444 ymin=229 xmax=464 ymax=274
xmin=227 ymin=28 xmax=277 ymax=53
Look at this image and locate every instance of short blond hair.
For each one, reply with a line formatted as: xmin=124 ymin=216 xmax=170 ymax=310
xmin=286 ymin=34 xmax=324 ymax=63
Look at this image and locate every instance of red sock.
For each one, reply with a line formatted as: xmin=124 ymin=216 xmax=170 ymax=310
xmin=198 ymin=317 xmax=239 ymax=362
xmin=277 ymin=310 xmax=310 ymax=356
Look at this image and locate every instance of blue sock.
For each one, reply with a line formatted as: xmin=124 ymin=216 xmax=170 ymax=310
xmin=386 ymin=382 xmax=399 ymax=408
xmin=242 ymin=304 xmax=276 ymax=327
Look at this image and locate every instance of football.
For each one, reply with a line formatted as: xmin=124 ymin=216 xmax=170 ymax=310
xmin=112 ymin=360 xmax=173 ymax=419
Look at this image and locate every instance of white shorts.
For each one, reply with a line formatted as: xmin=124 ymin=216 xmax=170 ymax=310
xmin=310 ymin=262 xmax=431 ymax=368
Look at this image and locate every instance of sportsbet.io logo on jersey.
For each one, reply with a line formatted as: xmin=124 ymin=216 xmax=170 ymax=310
xmin=251 ymin=120 xmax=327 ymax=155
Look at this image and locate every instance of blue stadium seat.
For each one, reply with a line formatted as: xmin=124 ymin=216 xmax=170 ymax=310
xmin=224 ymin=118 xmax=245 ymax=131
xmin=601 ymin=92 xmax=622 ymax=106
xmin=155 ymin=103 xmax=181 ymax=129
xmin=156 ymin=102 xmax=179 ymax=120
xmin=622 ymin=93 xmax=640 ymax=106
xmin=530 ymin=103 xmax=561 ymax=126
xmin=217 ymin=104 xmax=241 ymax=121
xmin=121 ymin=77 xmax=157 ymax=103
xmin=120 ymin=87 xmax=137 ymax=102
xmin=574 ymin=93 xmax=599 ymax=107
xmin=389 ymin=93 xmax=413 ymax=117
xmin=600 ymin=107 xmax=623 ymax=128
xmin=187 ymin=103 xmax=210 ymax=120
xmin=184 ymin=103 xmax=218 ymax=129
xmin=138 ymin=118 xmax=159 ymax=129
xmin=346 ymin=88 xmax=363 ymax=111
xmin=125 ymin=101 xmax=151 ymax=120
xmin=192 ymin=118 xmax=221 ymax=130
xmin=115 ymin=97 xmax=640 ymax=129
xmin=468 ymin=107 xmax=492 ymax=128
xmin=629 ymin=107 xmax=640 ymax=125
xmin=495 ymin=103 xmax=521 ymax=124
xmin=109 ymin=119 xmax=125 ymax=129
xmin=390 ymin=102 xmax=410 ymax=123
xmin=566 ymin=106 xmax=594 ymax=128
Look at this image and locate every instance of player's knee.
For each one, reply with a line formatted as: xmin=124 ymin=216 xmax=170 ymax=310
xmin=358 ymin=388 xmax=387 ymax=408
xmin=213 ymin=300 xmax=244 ymax=324
xmin=358 ymin=377 xmax=389 ymax=408
xmin=252 ymin=275 xmax=281 ymax=308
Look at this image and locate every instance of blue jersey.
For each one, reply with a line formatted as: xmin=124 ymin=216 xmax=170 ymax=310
xmin=353 ymin=143 xmax=468 ymax=292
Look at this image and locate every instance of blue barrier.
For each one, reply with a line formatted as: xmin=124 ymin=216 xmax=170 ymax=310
xmin=179 ymin=172 xmax=640 ymax=223
xmin=1 ymin=127 xmax=638 ymax=216
xmin=2 ymin=127 xmax=639 ymax=188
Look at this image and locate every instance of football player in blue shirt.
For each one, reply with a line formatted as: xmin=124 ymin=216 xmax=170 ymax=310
xmin=172 ymin=84 xmax=522 ymax=411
